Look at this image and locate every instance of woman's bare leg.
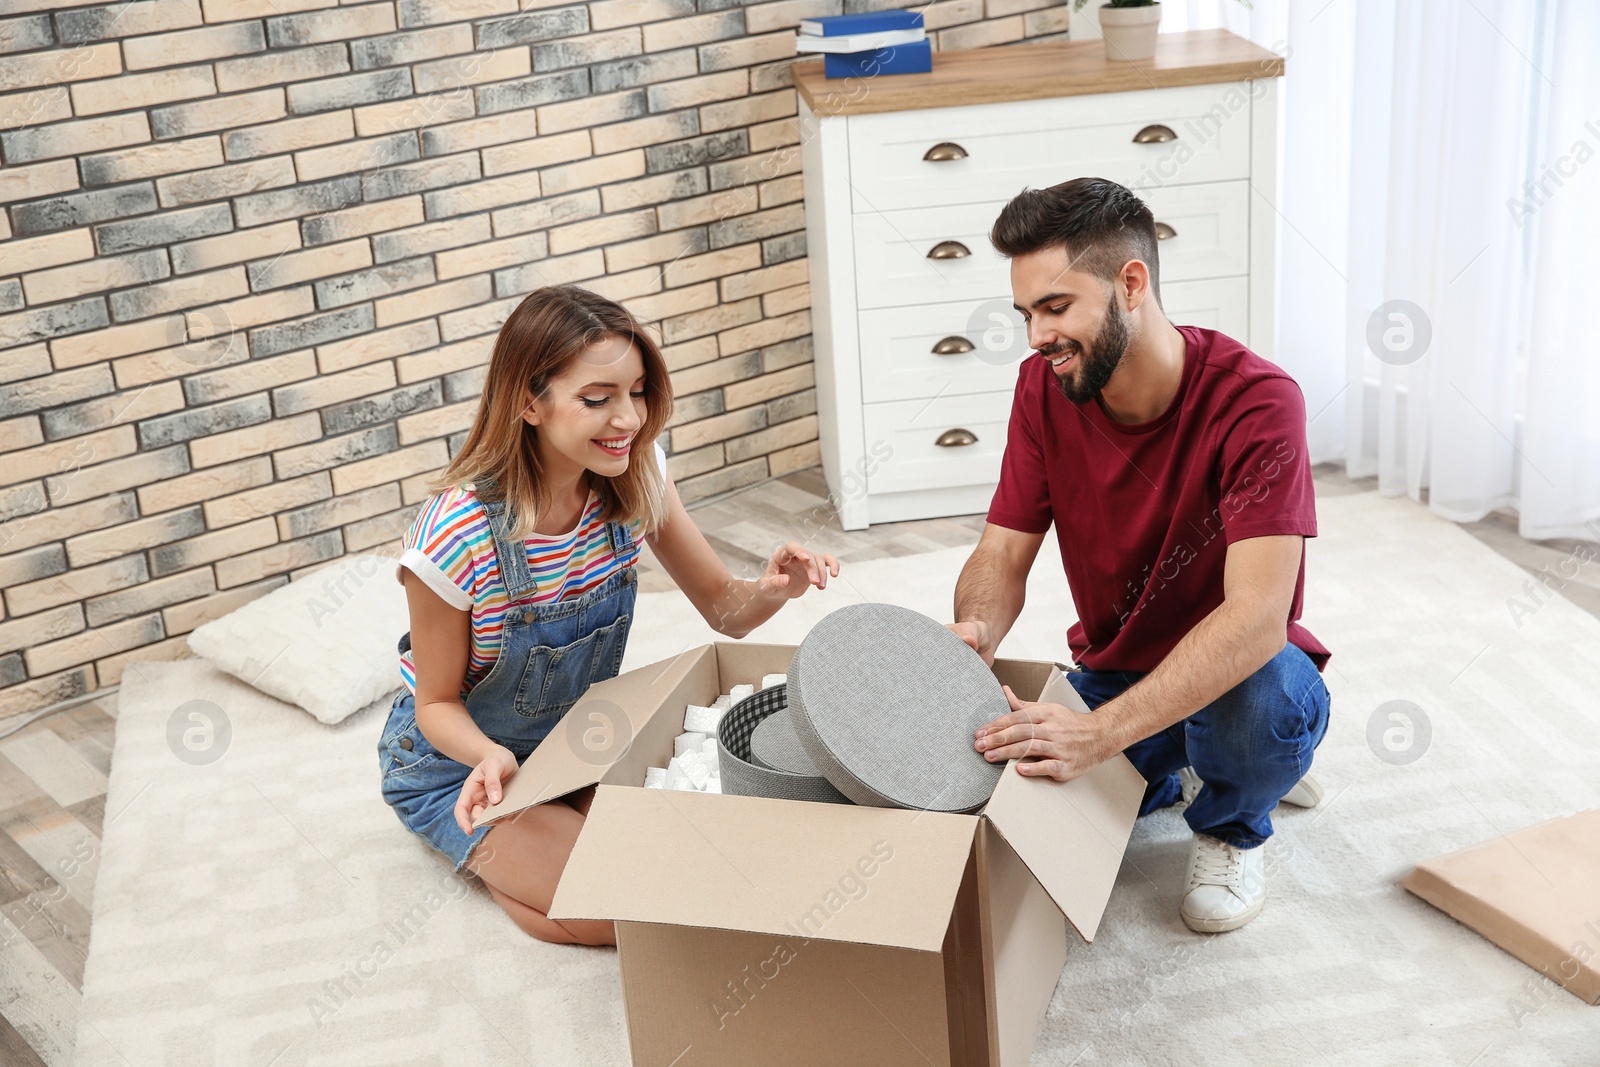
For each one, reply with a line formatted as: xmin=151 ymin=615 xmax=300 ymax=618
xmin=465 ymin=793 xmax=615 ymax=946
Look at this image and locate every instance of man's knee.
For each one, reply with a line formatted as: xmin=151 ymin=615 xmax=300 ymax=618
xmin=1224 ymin=642 xmax=1322 ymax=718
xmin=1189 ymin=644 xmax=1328 ymax=764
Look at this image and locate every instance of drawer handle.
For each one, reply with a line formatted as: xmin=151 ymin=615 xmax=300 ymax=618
xmin=927 ymin=240 xmax=971 ymax=259
xmin=1154 ymin=222 xmax=1177 ymax=240
xmin=931 ymin=336 xmax=975 ymax=355
xmin=1133 ymin=123 xmax=1178 ymax=144
xmin=936 ymin=428 xmax=979 ymax=447
xmin=923 ymin=142 xmax=968 ymax=161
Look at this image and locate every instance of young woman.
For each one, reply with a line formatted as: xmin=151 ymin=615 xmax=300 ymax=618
xmin=378 ymin=285 xmax=839 ymax=946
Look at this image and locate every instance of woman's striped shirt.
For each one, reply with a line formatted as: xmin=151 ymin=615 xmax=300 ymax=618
xmin=394 ymin=442 xmax=665 ymax=698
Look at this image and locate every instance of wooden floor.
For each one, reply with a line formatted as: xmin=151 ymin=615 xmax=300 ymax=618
xmin=0 ymin=699 xmax=113 ymax=1066
xmin=634 ymin=464 xmax=991 ymax=594
xmin=1 ymin=462 xmax=1596 ymax=1065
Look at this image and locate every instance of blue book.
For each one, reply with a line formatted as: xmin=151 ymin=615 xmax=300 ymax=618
xmin=823 ymin=38 xmax=932 ymax=79
xmin=800 ymin=10 xmax=924 ymax=36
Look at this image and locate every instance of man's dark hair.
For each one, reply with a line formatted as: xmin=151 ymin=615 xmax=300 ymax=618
xmin=990 ymin=178 xmax=1162 ymax=303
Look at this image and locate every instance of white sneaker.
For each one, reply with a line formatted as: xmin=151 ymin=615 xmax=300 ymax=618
xmin=1281 ymin=774 xmax=1324 ymax=808
xmin=1181 ymin=833 xmax=1267 ymax=933
xmin=1178 ymin=765 xmax=1203 ymax=805
xmin=1178 ymin=767 xmax=1323 ymax=808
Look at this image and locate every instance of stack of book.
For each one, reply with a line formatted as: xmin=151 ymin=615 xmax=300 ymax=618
xmin=793 ymin=9 xmax=931 ymax=79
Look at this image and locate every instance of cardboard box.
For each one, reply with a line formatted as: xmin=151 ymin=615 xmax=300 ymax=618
xmin=1402 ymin=808 xmax=1600 ymax=1005
xmin=478 ymin=642 xmax=1145 ymax=1066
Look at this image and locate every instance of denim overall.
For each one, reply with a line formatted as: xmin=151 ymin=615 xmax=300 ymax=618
xmin=377 ymin=479 xmax=640 ymax=872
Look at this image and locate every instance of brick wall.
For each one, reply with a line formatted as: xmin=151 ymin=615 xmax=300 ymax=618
xmin=0 ymin=0 xmax=1070 ymax=718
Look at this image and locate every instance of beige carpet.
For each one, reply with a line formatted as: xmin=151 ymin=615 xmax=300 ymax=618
xmin=72 ymin=491 xmax=1599 ymax=1066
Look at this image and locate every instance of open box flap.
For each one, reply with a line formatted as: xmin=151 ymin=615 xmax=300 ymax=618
xmin=711 ymin=641 xmax=796 ymax=685
xmin=549 ymin=784 xmax=980 ymax=953
xmin=475 ymin=644 xmax=713 ymax=825
xmin=981 ymin=666 xmax=1145 ymax=943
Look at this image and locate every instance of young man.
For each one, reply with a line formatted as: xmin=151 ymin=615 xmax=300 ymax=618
xmin=949 ymin=178 xmax=1331 ymax=934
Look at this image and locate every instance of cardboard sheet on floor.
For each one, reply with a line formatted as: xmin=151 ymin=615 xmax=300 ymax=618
xmin=1402 ymin=808 xmax=1600 ymax=1004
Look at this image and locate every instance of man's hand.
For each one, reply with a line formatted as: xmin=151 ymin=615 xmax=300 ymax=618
xmin=973 ymin=684 xmax=1119 ymax=782
xmin=947 ymin=620 xmax=996 ymax=665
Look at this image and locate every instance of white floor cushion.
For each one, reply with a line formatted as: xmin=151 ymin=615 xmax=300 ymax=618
xmin=187 ymin=553 xmax=407 ymax=724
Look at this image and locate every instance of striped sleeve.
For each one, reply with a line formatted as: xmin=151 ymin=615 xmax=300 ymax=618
xmin=395 ymin=486 xmax=484 ymax=611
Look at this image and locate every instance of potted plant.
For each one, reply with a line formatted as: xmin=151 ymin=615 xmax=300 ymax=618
xmin=1072 ymin=0 xmax=1252 ymax=63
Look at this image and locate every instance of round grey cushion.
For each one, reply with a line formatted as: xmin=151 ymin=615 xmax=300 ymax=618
xmin=787 ymin=603 xmax=1007 ymax=812
xmin=749 ymin=705 xmax=823 ymax=776
xmin=716 ymin=685 xmax=851 ymax=805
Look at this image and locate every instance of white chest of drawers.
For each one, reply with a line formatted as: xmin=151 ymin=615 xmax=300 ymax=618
xmin=795 ymin=29 xmax=1285 ymax=530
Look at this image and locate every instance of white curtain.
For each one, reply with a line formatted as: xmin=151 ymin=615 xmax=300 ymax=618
xmin=1517 ymin=1 xmax=1600 ymax=537
xmin=1180 ymin=0 xmax=1599 ymax=540
xmin=1344 ymin=0 xmax=1535 ymax=523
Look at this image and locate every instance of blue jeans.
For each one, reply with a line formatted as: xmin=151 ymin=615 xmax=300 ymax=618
xmin=1066 ymin=643 xmax=1331 ymax=849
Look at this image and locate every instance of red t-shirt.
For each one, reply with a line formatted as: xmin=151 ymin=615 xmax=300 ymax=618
xmin=987 ymin=325 xmax=1329 ymax=673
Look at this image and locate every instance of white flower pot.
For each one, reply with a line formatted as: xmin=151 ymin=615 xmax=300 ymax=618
xmin=1098 ymin=3 xmax=1162 ymax=62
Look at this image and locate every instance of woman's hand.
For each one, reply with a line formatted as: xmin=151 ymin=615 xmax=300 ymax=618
xmin=756 ymin=542 xmax=840 ymax=600
xmin=454 ymin=744 xmax=519 ymax=834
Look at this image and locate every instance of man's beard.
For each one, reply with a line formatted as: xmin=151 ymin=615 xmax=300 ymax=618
xmin=1042 ymin=293 xmax=1130 ymax=405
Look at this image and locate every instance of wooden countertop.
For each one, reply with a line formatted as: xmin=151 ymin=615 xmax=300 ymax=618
xmin=793 ymin=28 xmax=1284 ymax=116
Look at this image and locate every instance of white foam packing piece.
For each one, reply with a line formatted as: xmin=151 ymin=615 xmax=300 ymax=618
xmin=673 ymin=731 xmax=707 ymax=757
xmin=711 ymin=694 xmax=732 ymax=711
xmin=761 ymin=673 xmax=787 ymax=689
xmin=643 ymin=766 xmax=667 ymax=788
xmin=703 ymin=777 xmax=722 ymax=794
xmin=699 ymin=737 xmax=717 ymax=759
xmin=663 ymin=762 xmax=694 ymax=791
xmin=683 ymin=704 xmax=724 ymax=734
xmin=729 ymin=683 xmax=754 ymax=701
xmin=673 ymin=751 xmax=711 ymax=790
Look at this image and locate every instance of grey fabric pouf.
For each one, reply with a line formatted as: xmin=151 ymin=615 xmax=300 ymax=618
xmin=749 ymin=704 xmax=823 ymax=776
xmin=717 ymin=685 xmax=851 ymax=805
xmin=787 ymin=603 xmax=1008 ymax=812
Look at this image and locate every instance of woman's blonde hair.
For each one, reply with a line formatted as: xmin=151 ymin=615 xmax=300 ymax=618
xmin=427 ymin=285 xmax=674 ymax=541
